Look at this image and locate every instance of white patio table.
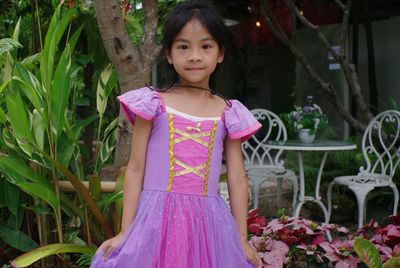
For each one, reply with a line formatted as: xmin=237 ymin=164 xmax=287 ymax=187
xmin=265 ymin=140 xmax=357 ymax=223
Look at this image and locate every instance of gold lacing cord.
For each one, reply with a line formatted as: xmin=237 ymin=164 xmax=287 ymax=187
xmin=203 ymin=120 xmax=217 ymax=196
xmin=166 ymin=113 xmax=175 ymax=192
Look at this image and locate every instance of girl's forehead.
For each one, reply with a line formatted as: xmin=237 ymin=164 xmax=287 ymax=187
xmin=174 ymin=19 xmax=214 ymax=41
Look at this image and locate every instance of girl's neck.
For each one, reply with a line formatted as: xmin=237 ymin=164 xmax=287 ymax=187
xmin=171 ymin=83 xmax=213 ymax=98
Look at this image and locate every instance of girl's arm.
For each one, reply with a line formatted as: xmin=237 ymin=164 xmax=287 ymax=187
xmin=120 ymin=117 xmax=152 ymax=233
xmin=224 ymin=137 xmax=262 ymax=268
xmin=224 ymin=137 xmax=249 ymax=242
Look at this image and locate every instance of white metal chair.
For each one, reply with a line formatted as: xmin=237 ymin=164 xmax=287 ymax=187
xmin=242 ymin=109 xmax=298 ymax=212
xmin=327 ymin=110 xmax=400 ymax=228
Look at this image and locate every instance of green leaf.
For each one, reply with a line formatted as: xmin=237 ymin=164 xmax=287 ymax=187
xmin=354 ymin=237 xmax=382 ymax=268
xmin=0 ymin=155 xmax=48 ymax=186
xmin=97 ymin=191 xmax=123 ymax=210
xmin=0 ymin=106 xmax=7 ymax=124
xmin=50 ymin=44 xmax=72 ymax=138
xmin=0 ymin=38 xmax=22 ymax=57
xmin=13 ymin=64 xmax=44 ymax=110
xmin=5 ymin=84 xmax=35 ymax=155
xmin=40 ymin=5 xmax=76 ymax=91
xmin=96 ymin=64 xmax=117 ymax=117
xmin=94 ymin=118 xmax=118 ymax=174
xmin=18 ymin=183 xmax=59 ymax=212
xmin=3 ymin=179 xmax=20 ymax=215
xmin=0 ymin=224 xmax=38 ymax=252
xmin=11 ymin=243 xmax=95 ymax=267
xmin=383 ymin=257 xmax=400 ymax=268
xmin=32 ymin=109 xmax=45 ymax=150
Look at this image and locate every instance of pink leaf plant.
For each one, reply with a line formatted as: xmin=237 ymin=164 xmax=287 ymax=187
xmin=248 ymin=210 xmax=400 ymax=267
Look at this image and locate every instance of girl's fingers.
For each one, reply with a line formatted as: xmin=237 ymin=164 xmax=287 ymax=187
xmin=102 ymin=245 xmax=114 ymax=260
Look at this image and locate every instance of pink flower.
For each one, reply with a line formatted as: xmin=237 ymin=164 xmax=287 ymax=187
xmin=260 ymin=238 xmax=289 ymax=268
xmin=247 ymin=208 xmax=267 ymax=236
xmin=319 ymin=240 xmax=360 ymax=268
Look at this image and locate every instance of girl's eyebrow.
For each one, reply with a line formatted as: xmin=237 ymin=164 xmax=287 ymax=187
xmin=174 ymin=37 xmax=216 ymax=43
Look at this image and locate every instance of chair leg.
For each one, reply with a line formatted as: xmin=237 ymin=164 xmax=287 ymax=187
xmin=287 ymin=176 xmax=298 ymax=215
xmin=327 ymin=181 xmax=335 ymax=221
xmin=249 ymin=178 xmax=265 ymax=209
xmin=390 ymin=183 xmax=399 ymax=215
xmin=349 ymin=185 xmax=373 ymax=229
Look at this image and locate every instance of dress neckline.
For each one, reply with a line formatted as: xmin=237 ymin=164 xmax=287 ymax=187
xmin=165 ymin=106 xmax=221 ymax=121
xmin=155 ymin=90 xmax=229 ymax=122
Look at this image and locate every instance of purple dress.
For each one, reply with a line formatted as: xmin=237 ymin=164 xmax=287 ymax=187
xmin=91 ymin=87 xmax=262 ymax=268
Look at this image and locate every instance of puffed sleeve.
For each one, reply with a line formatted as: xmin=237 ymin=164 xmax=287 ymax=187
xmin=117 ymin=87 xmax=162 ymax=125
xmin=224 ymin=100 xmax=262 ymax=142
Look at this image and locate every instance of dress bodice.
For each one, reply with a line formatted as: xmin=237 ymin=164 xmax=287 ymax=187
xmin=118 ymin=87 xmax=262 ymax=196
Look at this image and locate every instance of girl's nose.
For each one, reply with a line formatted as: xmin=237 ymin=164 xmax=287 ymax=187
xmin=188 ymin=49 xmax=201 ymax=62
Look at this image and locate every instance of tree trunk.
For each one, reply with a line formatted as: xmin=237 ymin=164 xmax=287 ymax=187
xmin=94 ymin=0 xmax=161 ymax=170
xmin=261 ymin=0 xmax=374 ymax=133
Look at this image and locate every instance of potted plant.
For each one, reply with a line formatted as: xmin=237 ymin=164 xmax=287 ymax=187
xmin=287 ymin=96 xmax=328 ymax=143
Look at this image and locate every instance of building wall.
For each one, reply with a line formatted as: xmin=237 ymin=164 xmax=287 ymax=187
xmin=357 ymin=15 xmax=400 ymax=110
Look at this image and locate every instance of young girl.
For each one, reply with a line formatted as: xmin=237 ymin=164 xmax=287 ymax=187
xmin=91 ymin=2 xmax=262 ymax=268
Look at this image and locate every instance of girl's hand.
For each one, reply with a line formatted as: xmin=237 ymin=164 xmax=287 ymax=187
xmin=242 ymin=241 xmax=262 ymax=268
xmin=98 ymin=232 xmax=125 ymax=260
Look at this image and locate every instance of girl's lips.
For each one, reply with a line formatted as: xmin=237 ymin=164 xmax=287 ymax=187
xmin=186 ymin=67 xmax=204 ymax=71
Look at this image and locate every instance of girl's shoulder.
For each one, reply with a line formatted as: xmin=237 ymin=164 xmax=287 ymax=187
xmin=117 ymin=87 xmax=163 ymax=125
xmin=223 ymin=99 xmax=262 ymax=143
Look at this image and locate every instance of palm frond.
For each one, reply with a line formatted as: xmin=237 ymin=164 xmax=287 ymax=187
xmin=21 ymin=52 xmax=41 ymax=68
xmin=0 ymin=38 xmax=22 ymax=57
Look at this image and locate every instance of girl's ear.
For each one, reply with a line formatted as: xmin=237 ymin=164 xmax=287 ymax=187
xmin=166 ymin=52 xmax=173 ymax=64
xmin=217 ymin=48 xmax=225 ymax=63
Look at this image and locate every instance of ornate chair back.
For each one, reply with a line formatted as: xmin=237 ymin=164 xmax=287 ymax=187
xmin=241 ymin=109 xmax=287 ymax=170
xmin=358 ymin=110 xmax=400 ymax=181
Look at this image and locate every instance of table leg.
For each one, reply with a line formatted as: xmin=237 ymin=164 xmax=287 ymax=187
xmin=294 ymin=151 xmax=330 ymax=224
xmin=294 ymin=152 xmax=305 ymax=218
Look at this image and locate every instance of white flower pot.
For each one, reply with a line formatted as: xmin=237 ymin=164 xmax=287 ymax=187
xmin=298 ymin=129 xmax=315 ymax=144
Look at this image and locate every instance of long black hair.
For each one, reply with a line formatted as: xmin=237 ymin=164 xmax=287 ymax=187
xmin=157 ymin=1 xmax=231 ymax=102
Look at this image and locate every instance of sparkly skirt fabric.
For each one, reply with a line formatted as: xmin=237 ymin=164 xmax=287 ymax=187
xmin=90 ymin=190 xmax=252 ymax=268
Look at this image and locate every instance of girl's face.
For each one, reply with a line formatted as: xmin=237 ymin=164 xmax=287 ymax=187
xmin=167 ymin=19 xmax=224 ymax=89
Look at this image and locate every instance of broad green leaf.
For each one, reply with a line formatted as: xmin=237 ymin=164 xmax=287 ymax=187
xmin=67 ymin=24 xmax=84 ymax=52
xmin=7 ymin=207 xmax=24 ymax=230
xmin=0 ymin=224 xmax=38 ymax=252
xmin=97 ymin=191 xmax=123 ymax=210
xmin=4 ymin=179 xmax=20 ymax=215
xmin=12 ymin=18 xmax=22 ymax=42
xmin=56 ymin=133 xmax=75 ymax=166
xmin=13 ymin=64 xmax=44 ymax=110
xmin=94 ymin=118 xmax=118 ymax=174
xmin=32 ymin=109 xmax=44 ymax=150
xmin=11 ymin=243 xmax=94 ymax=267
xmin=0 ymin=79 xmax=9 ymax=94
xmin=0 ymin=179 xmax=5 ymax=207
xmin=50 ymin=44 xmax=72 ymax=138
xmin=21 ymin=52 xmax=41 ymax=68
xmin=18 ymin=183 xmax=59 ymax=212
xmin=354 ymin=237 xmax=381 ymax=268
xmin=40 ymin=6 xmax=76 ymax=91
xmin=5 ymin=84 xmax=35 ymax=155
xmin=72 ymin=114 xmax=98 ymax=141
xmin=383 ymin=257 xmax=400 ymax=268
xmin=0 ymin=156 xmax=48 ymax=186
xmin=2 ymin=127 xmax=17 ymax=150
xmin=97 ymin=64 xmax=116 ymax=116
xmin=0 ymin=106 xmax=6 ymax=124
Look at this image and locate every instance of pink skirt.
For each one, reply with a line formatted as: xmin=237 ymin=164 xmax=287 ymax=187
xmin=90 ymin=190 xmax=252 ymax=268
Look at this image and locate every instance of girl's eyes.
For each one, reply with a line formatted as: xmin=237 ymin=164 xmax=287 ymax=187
xmin=177 ymin=45 xmax=188 ymax=50
xmin=175 ymin=44 xmax=214 ymax=50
